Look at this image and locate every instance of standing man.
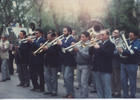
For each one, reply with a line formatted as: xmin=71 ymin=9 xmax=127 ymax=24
xmin=73 ymin=31 xmax=91 ymax=98
xmin=57 ymin=26 xmax=76 ymax=98
xmin=118 ymin=31 xmax=140 ymax=98
xmin=28 ymin=28 xmax=46 ymax=92
xmin=0 ymin=34 xmax=11 ymax=82
xmin=110 ymin=30 xmax=121 ymax=97
xmin=43 ymin=33 xmax=61 ymax=96
xmin=16 ymin=30 xmax=30 ymax=87
xmin=92 ymin=29 xmax=115 ymax=98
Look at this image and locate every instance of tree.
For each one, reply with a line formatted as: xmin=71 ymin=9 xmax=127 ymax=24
xmin=33 ymin=0 xmax=44 ymax=28
xmin=0 ymin=0 xmax=33 ymax=27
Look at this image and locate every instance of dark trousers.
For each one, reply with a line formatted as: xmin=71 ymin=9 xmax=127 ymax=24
xmin=8 ymin=51 xmax=14 ymax=75
xmin=29 ymin=63 xmax=44 ymax=91
xmin=17 ymin=64 xmax=30 ymax=85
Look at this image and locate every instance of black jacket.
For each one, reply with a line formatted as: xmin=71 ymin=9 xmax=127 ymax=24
xmin=28 ymin=37 xmax=46 ymax=64
xmin=92 ymin=40 xmax=115 ymax=73
xmin=44 ymin=44 xmax=61 ymax=67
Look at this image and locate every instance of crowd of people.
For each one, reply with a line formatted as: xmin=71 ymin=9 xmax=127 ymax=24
xmin=0 ymin=26 xmax=140 ymax=98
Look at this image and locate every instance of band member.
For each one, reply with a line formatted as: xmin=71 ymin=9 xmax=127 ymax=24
xmin=73 ymin=31 xmax=91 ymax=98
xmin=92 ymin=29 xmax=115 ymax=98
xmin=57 ymin=26 xmax=76 ymax=98
xmin=43 ymin=33 xmax=61 ymax=96
xmin=0 ymin=34 xmax=11 ymax=82
xmin=15 ymin=30 xmax=30 ymax=87
xmin=110 ymin=30 xmax=121 ymax=97
xmin=118 ymin=31 xmax=140 ymax=98
xmin=27 ymin=28 xmax=46 ymax=92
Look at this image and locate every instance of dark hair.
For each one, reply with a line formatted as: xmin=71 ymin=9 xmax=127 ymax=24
xmin=130 ymin=31 xmax=139 ymax=37
xmin=81 ymin=31 xmax=90 ymax=37
xmin=48 ymin=32 xmax=56 ymax=37
xmin=49 ymin=29 xmax=55 ymax=33
xmin=64 ymin=26 xmax=72 ymax=34
xmin=56 ymin=31 xmax=61 ymax=36
xmin=35 ymin=28 xmax=43 ymax=34
xmin=20 ymin=30 xmax=26 ymax=36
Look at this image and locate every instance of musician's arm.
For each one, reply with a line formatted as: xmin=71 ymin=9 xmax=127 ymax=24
xmin=122 ymin=41 xmax=140 ymax=56
xmin=61 ymin=39 xmax=76 ymax=48
xmin=31 ymin=39 xmax=46 ymax=49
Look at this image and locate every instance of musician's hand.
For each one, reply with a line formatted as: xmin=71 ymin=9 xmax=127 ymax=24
xmin=57 ymin=40 xmax=62 ymax=45
xmin=27 ymin=38 xmax=33 ymax=43
xmin=42 ymin=46 xmax=48 ymax=51
xmin=73 ymin=47 xmax=79 ymax=52
xmin=71 ymin=42 xmax=75 ymax=45
xmin=94 ymin=43 xmax=100 ymax=49
xmin=40 ymin=43 xmax=43 ymax=46
xmin=117 ymin=47 xmax=123 ymax=53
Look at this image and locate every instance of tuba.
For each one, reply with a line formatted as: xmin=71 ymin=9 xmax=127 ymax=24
xmin=87 ymin=20 xmax=104 ymax=38
xmin=27 ymin=21 xmax=37 ymax=34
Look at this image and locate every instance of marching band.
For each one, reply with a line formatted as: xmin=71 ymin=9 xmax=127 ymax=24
xmin=0 ymin=26 xmax=140 ymax=98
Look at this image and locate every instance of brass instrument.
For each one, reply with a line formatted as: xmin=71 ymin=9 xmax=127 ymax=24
xmin=33 ymin=40 xmax=49 ymax=56
xmin=109 ymin=31 xmax=131 ymax=58
xmin=84 ymin=38 xmax=102 ymax=47
xmin=62 ymin=40 xmax=82 ymax=53
xmin=33 ymin=34 xmax=64 ymax=55
xmin=87 ymin=20 xmax=104 ymax=38
xmin=19 ymin=36 xmax=36 ymax=43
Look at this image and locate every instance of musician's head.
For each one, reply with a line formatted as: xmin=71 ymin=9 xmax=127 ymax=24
xmin=112 ymin=29 xmax=119 ymax=38
xmin=19 ymin=30 xmax=26 ymax=39
xmin=1 ymin=34 xmax=9 ymax=41
xmin=81 ymin=31 xmax=90 ymax=42
xmin=63 ymin=26 xmax=72 ymax=37
xmin=129 ymin=31 xmax=139 ymax=41
xmin=47 ymin=32 xmax=56 ymax=41
xmin=35 ymin=28 xmax=43 ymax=38
xmin=55 ymin=31 xmax=61 ymax=37
xmin=100 ymin=29 xmax=109 ymax=41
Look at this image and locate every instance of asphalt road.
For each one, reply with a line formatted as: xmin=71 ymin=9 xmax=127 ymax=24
xmin=0 ymin=73 xmax=140 ymax=99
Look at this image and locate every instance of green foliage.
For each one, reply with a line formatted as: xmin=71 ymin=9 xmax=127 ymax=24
xmin=104 ymin=0 xmax=140 ymax=35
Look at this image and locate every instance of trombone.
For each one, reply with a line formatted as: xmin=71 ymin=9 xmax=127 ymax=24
xmin=33 ymin=34 xmax=64 ymax=55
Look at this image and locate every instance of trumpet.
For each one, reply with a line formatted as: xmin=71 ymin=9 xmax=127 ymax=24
xmin=84 ymin=39 xmax=102 ymax=47
xmin=19 ymin=36 xmax=36 ymax=43
xmin=33 ymin=40 xmax=49 ymax=56
xmin=62 ymin=40 xmax=82 ymax=53
xmin=33 ymin=34 xmax=64 ymax=55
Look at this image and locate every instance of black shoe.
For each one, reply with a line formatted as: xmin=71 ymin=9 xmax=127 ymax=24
xmin=6 ymin=78 xmax=11 ymax=80
xmin=37 ymin=89 xmax=44 ymax=92
xmin=114 ymin=92 xmax=121 ymax=97
xmin=43 ymin=92 xmax=52 ymax=95
xmin=17 ymin=84 xmax=24 ymax=86
xmin=30 ymin=88 xmax=40 ymax=91
xmin=0 ymin=79 xmax=7 ymax=82
xmin=90 ymin=90 xmax=97 ymax=93
xmin=23 ymin=84 xmax=30 ymax=87
xmin=51 ymin=93 xmax=57 ymax=96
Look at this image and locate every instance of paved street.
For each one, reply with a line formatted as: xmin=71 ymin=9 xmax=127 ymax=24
xmin=0 ymin=72 xmax=140 ymax=99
